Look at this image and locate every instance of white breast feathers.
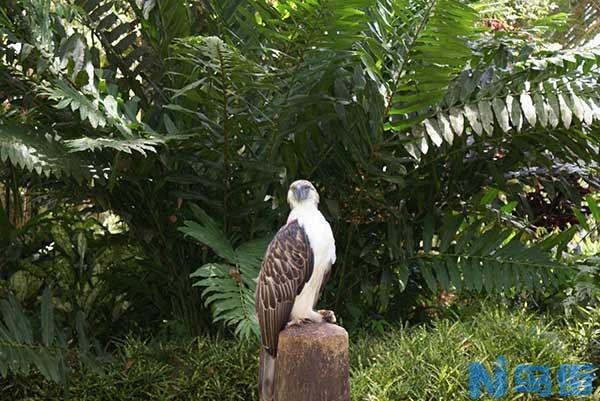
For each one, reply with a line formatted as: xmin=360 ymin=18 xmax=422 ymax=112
xmin=287 ymin=205 xmax=336 ymax=321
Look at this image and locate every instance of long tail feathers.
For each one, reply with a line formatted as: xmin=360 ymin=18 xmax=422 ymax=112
xmin=259 ymin=348 xmax=276 ymax=401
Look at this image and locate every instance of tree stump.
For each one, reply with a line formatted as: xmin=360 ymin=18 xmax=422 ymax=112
xmin=274 ymin=322 xmax=349 ymax=401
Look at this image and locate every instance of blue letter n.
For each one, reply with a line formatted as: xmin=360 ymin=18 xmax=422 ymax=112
xmin=469 ymin=356 xmax=508 ymax=399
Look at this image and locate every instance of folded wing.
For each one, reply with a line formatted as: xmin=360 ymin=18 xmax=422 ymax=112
xmin=255 ymin=219 xmax=314 ymax=356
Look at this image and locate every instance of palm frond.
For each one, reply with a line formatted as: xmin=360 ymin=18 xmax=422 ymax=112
xmin=557 ymin=0 xmax=600 ymax=47
xmin=406 ymin=82 xmax=600 ymax=157
xmin=401 ymin=43 xmax=600 ymax=157
xmin=360 ymin=0 xmax=478 ymax=131
xmin=408 ymin=215 xmax=573 ymax=293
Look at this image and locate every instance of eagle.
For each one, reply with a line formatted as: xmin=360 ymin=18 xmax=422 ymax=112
xmin=255 ymin=179 xmax=337 ymax=401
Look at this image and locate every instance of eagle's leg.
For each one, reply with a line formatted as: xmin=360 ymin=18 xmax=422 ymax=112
xmin=318 ymin=309 xmax=336 ymax=323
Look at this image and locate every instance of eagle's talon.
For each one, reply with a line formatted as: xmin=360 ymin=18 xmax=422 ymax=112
xmin=286 ymin=317 xmax=314 ymax=328
xmin=318 ymin=309 xmax=336 ymax=323
xmin=286 ymin=318 xmax=302 ymax=328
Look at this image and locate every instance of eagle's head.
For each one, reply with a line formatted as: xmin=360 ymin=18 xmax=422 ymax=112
xmin=287 ymin=180 xmax=319 ymax=209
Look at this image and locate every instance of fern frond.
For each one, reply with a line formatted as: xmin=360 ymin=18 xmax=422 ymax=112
xmin=40 ymin=80 xmax=145 ymax=137
xmin=179 ymin=206 xmax=237 ymax=262
xmin=182 ymin=208 xmax=268 ymax=339
xmin=65 ymin=137 xmax=163 ymax=156
xmin=191 ymin=263 xmax=260 ymax=339
xmin=37 ymin=80 xmax=163 ymax=156
xmin=0 ymin=123 xmax=92 ymax=181
xmin=168 ymin=36 xmax=268 ymax=134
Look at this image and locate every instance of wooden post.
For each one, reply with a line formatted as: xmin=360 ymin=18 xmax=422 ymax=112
xmin=274 ymin=322 xmax=349 ymax=401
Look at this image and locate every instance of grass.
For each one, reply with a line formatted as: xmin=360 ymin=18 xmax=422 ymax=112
xmin=2 ymin=305 xmax=599 ymax=401
xmin=350 ymin=307 xmax=598 ymax=400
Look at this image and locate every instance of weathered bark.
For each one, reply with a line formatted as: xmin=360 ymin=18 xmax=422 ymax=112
xmin=274 ymin=322 xmax=349 ymax=401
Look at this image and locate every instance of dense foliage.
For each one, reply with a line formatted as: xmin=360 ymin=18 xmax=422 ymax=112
xmin=2 ymin=304 xmax=599 ymax=400
xmin=1 ymin=0 xmax=600 ymax=390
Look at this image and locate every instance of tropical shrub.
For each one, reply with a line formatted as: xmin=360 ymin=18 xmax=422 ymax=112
xmin=1 ymin=303 xmax=598 ymax=401
xmin=1 ymin=0 xmax=600 ymax=337
xmin=0 ymin=288 xmax=106 ymax=391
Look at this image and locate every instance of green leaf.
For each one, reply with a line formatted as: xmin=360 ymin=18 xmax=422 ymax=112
xmin=179 ymin=210 xmax=236 ymax=263
xmin=423 ymin=213 xmax=434 ymax=253
xmin=572 ymin=207 xmax=590 ymax=231
xmin=520 ymin=93 xmax=537 ymax=127
xmin=449 ymin=107 xmax=464 ymax=136
xmin=482 ymin=263 xmax=495 ymax=293
xmin=480 ymin=188 xmax=499 ymax=206
xmin=382 ymin=0 xmax=477 ymax=128
xmin=478 ymin=100 xmax=494 ymax=136
xmin=75 ymin=311 xmax=90 ymax=355
xmin=0 ymin=124 xmax=91 ymax=180
xmin=500 ymin=201 xmax=518 ymax=214
xmin=546 ymin=92 xmax=560 ymax=128
xmin=420 ymin=262 xmax=438 ymax=293
xmin=461 ymin=258 xmax=475 ymax=290
xmin=40 ymin=288 xmax=54 ymax=347
xmin=507 ymin=95 xmax=523 ymax=132
xmin=397 ymin=264 xmax=410 ymax=292
xmin=76 ymin=232 xmax=87 ymax=267
xmin=66 ymin=137 xmax=162 ymax=156
xmin=464 ymin=103 xmax=483 ymax=135
xmin=581 ymin=97 xmax=594 ymax=125
xmin=424 ymin=118 xmax=443 ymax=147
xmin=51 ymin=225 xmax=74 ymax=258
xmin=533 ymin=92 xmax=548 ymax=128
xmin=446 ymin=258 xmax=462 ymax=291
xmin=558 ymin=93 xmax=572 ymax=128
xmin=471 ymin=260 xmax=483 ymax=292
xmin=569 ymin=92 xmax=585 ymax=122
xmin=586 ymin=195 xmax=600 ymax=223
xmin=439 ymin=212 xmax=463 ymax=252
xmin=492 ymin=98 xmax=510 ymax=133
xmin=437 ymin=114 xmax=454 ymax=145
xmin=433 ymin=259 xmax=450 ymax=291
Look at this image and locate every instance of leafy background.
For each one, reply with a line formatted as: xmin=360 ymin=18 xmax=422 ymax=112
xmin=1 ymin=0 xmax=600 ymax=398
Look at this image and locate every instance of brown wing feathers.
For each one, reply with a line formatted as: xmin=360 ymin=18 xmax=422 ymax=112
xmin=255 ymin=220 xmax=314 ymax=357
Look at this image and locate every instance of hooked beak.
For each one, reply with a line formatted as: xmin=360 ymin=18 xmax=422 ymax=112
xmin=293 ymin=184 xmax=311 ymax=202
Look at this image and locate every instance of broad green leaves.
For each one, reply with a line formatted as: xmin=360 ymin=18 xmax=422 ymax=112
xmin=41 ymin=288 xmax=54 ymax=348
